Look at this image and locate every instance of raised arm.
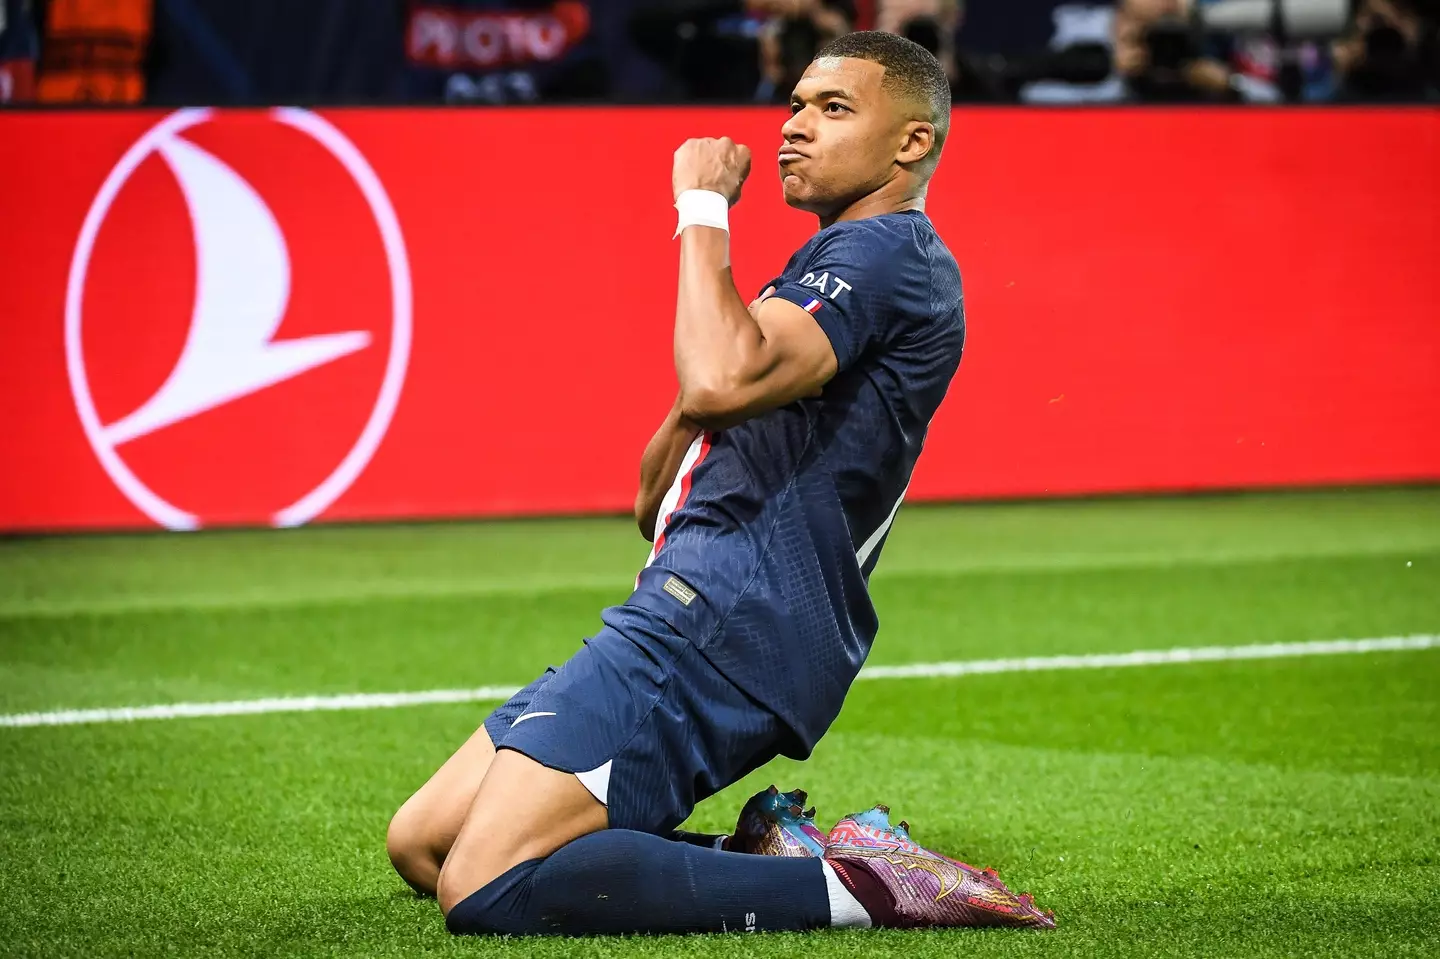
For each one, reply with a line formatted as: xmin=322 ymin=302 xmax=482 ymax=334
xmin=670 ymin=138 xmax=838 ymax=431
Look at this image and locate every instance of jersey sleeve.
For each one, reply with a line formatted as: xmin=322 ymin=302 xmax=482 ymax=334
xmin=767 ymin=225 xmax=902 ymax=372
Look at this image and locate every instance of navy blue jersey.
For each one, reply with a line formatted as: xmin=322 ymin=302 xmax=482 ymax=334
xmin=624 ymin=209 xmax=964 ymax=756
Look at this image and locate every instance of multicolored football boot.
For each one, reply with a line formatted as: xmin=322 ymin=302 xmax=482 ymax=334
xmin=727 ymin=785 xmax=828 ymax=858
xmin=823 ymin=804 xmax=1056 ymax=930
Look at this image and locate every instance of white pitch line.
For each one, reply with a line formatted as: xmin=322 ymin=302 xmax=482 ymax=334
xmin=855 ymin=634 xmax=1440 ymax=680
xmin=1 ymin=635 xmax=1434 ymax=730
xmin=0 ymin=686 xmax=523 ymax=729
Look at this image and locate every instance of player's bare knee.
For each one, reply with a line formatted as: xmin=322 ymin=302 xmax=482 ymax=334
xmin=386 ymin=799 xmax=442 ymax=892
xmin=384 ymin=798 xmax=420 ymax=864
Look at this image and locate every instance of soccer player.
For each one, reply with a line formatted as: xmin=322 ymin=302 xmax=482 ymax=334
xmin=385 ymin=31 xmax=1054 ymax=935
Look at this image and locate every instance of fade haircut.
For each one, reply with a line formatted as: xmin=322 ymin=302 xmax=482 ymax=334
xmin=814 ymin=31 xmax=951 ymax=168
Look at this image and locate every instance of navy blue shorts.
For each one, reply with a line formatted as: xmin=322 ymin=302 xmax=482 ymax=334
xmin=483 ymin=613 xmax=787 ymax=836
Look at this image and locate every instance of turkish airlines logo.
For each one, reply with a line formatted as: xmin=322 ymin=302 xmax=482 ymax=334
xmin=65 ymin=108 xmax=412 ymax=530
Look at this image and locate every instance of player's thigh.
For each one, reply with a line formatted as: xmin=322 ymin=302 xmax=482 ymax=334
xmin=436 ymin=747 xmax=608 ymax=913
xmin=388 ymin=667 xmax=560 ymax=862
xmin=388 ymin=723 xmax=497 ymax=864
xmin=436 ymin=623 xmax=790 ymax=910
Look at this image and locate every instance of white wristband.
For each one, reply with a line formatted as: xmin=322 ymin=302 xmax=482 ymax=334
xmin=674 ymin=190 xmax=730 ymax=238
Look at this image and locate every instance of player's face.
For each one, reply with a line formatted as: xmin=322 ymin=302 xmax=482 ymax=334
xmin=779 ymin=58 xmax=907 ymax=215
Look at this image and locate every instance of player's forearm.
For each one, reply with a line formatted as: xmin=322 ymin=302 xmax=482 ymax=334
xmin=635 ymin=399 xmax=702 ymax=541
xmin=673 ymin=227 xmax=770 ymax=425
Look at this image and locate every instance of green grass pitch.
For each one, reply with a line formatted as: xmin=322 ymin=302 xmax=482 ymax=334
xmin=2 ymin=487 xmax=1438 ymax=957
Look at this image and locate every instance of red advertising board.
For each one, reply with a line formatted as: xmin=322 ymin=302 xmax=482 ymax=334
xmin=1 ymin=107 xmax=1436 ymax=532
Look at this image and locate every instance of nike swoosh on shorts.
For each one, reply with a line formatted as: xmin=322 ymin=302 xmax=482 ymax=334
xmin=510 ymin=711 xmax=556 ymax=727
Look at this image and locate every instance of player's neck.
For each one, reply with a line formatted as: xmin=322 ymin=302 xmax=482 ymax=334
xmin=822 ymin=184 xmax=926 ymax=230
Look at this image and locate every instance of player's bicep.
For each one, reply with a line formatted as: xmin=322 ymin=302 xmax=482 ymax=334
xmin=682 ymin=297 xmax=838 ymax=429
xmin=766 ymin=246 xmax=887 ymax=373
xmin=753 ymin=294 xmax=840 ymax=397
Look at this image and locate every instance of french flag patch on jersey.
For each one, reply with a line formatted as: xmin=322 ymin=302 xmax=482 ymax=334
xmin=803 ymin=297 xmax=823 ymax=314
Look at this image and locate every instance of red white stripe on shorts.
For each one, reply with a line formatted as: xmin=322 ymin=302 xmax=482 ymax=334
xmin=638 ymin=432 xmax=713 ymax=580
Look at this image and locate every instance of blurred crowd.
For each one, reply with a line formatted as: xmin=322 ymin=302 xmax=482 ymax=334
xmin=1 ymin=0 xmax=1436 ymax=106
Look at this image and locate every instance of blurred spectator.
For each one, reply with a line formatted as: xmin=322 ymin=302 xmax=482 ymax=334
xmin=0 ymin=0 xmax=39 ymax=103
xmin=756 ymin=0 xmax=857 ymax=100
xmin=11 ymin=0 xmax=1436 ymax=107
xmin=34 ymin=0 xmax=153 ymax=103
xmin=629 ymin=0 xmax=763 ymax=101
xmin=1327 ymin=0 xmax=1438 ymax=100
xmin=874 ymin=0 xmax=1007 ymax=100
xmin=1112 ymin=0 xmax=1439 ymax=103
xmin=885 ymin=1 xmax=1114 ymax=102
xmin=1018 ymin=4 xmax=1128 ymax=103
xmin=631 ymin=0 xmax=856 ymax=102
xmin=1113 ymin=0 xmax=1280 ymax=101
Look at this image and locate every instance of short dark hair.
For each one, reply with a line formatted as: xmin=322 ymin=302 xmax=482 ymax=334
xmin=814 ymin=31 xmax=951 ymax=164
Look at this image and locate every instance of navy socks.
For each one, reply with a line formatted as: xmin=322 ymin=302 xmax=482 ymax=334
xmin=445 ymin=828 xmax=833 ymax=936
xmin=668 ymin=828 xmax=729 ymax=850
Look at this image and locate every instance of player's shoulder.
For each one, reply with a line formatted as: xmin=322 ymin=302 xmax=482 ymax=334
xmin=783 ymin=211 xmax=960 ymax=329
xmin=809 ymin=211 xmax=954 ymax=278
xmin=815 ymin=210 xmax=928 ymax=254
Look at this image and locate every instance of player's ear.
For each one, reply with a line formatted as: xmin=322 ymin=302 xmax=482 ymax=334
xmin=896 ymin=120 xmax=935 ymax=168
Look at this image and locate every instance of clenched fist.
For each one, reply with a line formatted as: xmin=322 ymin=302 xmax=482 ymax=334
xmin=673 ymin=137 xmax=752 ymax=207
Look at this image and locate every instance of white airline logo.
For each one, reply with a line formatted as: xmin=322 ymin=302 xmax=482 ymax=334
xmin=65 ymin=108 xmax=412 ymax=530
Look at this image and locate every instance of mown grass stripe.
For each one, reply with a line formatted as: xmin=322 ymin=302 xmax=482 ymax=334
xmin=2 ymin=635 xmax=1433 ymax=730
xmin=4 ymin=545 xmax=1430 ymax=620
